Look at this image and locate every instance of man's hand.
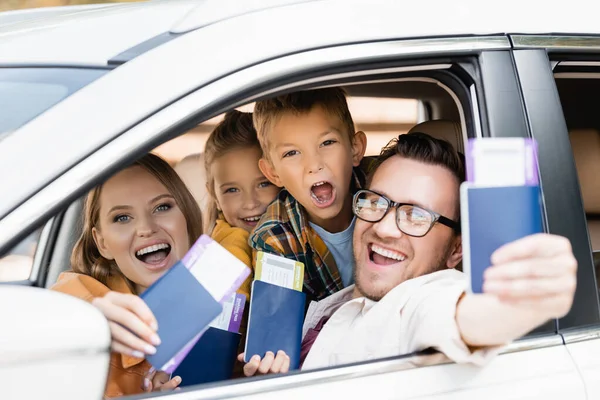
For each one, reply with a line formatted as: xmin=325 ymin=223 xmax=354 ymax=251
xmin=457 ymin=233 xmax=577 ymax=347
xmin=483 ymin=233 xmax=577 ymax=319
xmin=237 ymin=351 xmax=290 ymax=377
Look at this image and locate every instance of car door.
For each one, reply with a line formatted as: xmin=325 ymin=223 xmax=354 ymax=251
xmin=509 ymin=34 xmax=600 ymax=399
xmin=0 ymin=3 xmax=589 ymax=399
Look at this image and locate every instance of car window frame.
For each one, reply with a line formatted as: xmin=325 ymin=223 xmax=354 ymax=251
xmin=2 ymin=35 xmax=575 ymax=397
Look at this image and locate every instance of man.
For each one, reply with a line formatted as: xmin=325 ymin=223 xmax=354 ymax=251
xmin=239 ymin=132 xmax=577 ymax=374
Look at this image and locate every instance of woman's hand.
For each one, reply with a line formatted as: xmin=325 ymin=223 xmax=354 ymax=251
xmin=92 ymin=291 xmax=160 ymax=358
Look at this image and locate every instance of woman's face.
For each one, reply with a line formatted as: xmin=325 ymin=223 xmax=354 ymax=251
xmin=92 ymin=165 xmax=190 ymax=293
xmin=211 ymin=146 xmax=280 ymax=232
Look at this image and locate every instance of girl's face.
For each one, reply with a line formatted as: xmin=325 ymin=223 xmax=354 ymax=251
xmin=211 ymin=146 xmax=280 ymax=232
xmin=92 ymin=166 xmax=190 ymax=293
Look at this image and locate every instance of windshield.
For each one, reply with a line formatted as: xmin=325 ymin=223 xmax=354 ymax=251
xmin=0 ymin=67 xmax=107 ymax=142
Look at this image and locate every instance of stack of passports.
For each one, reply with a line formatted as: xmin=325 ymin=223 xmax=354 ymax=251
xmin=138 ymin=234 xmax=251 ymax=384
xmin=244 ymin=280 xmax=306 ymax=369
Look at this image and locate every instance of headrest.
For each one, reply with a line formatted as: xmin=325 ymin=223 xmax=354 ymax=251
xmin=569 ymin=130 xmax=600 ymax=214
xmin=407 ymin=120 xmax=464 ymax=154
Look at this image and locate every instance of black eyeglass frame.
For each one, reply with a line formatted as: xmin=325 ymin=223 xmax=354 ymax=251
xmin=352 ymin=189 xmax=461 ymax=237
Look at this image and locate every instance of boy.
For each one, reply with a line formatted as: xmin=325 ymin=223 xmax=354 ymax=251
xmin=250 ymin=88 xmax=371 ymax=301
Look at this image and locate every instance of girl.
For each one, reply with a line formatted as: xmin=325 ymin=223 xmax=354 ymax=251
xmin=51 ymin=153 xmax=203 ymax=398
xmin=203 ymin=110 xmax=280 ymax=298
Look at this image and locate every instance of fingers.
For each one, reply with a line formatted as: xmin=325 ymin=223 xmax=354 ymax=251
xmin=108 ymin=321 xmax=157 ymax=356
xmin=484 ymin=253 xmax=577 ymax=280
xmin=152 ymin=370 xmax=171 ymax=387
xmin=93 ymin=292 xmax=160 ymax=350
xmin=237 ymin=353 xmax=246 ymax=363
xmin=483 ymin=275 xmax=577 ymax=299
xmin=243 ymin=355 xmax=261 ymax=377
xmin=242 ymin=351 xmax=290 ymax=377
xmin=258 ymin=351 xmax=289 ymax=375
xmin=491 ymin=234 xmax=572 ymax=264
xmin=257 ymin=351 xmax=275 ymax=374
xmin=112 ymin=340 xmax=144 ymax=359
xmin=158 ymin=376 xmax=182 ymax=391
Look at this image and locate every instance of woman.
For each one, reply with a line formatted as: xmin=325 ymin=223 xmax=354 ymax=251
xmin=52 ymin=153 xmax=203 ymax=398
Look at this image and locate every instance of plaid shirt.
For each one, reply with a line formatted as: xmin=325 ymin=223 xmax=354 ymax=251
xmin=249 ymin=158 xmax=375 ymax=302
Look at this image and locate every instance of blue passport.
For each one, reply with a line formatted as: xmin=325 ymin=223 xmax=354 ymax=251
xmin=460 ymin=184 xmax=544 ymax=294
xmin=173 ymin=327 xmax=241 ymax=386
xmin=244 ymin=280 xmax=306 ymax=370
xmin=140 ymin=261 xmax=223 ymax=370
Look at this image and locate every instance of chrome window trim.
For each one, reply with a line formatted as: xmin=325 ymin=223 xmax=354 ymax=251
xmin=469 ymin=84 xmax=483 ymax=139
xmin=28 ymin=218 xmax=54 ymax=282
xmin=562 ymin=325 xmax=600 ymax=344
xmin=512 ymin=35 xmax=600 ymax=50
xmin=0 ymin=35 xmax=509 ymax=249
xmin=557 ymin=61 xmax=600 ymax=67
xmin=153 ymin=335 xmax=562 ymax=400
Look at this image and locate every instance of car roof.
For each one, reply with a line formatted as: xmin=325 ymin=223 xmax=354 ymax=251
xmin=0 ymin=0 xmax=599 ymax=67
xmin=0 ymin=0 xmax=318 ymax=67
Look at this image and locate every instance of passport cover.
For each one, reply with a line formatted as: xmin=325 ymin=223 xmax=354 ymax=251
xmin=173 ymin=327 xmax=241 ymax=386
xmin=461 ymin=184 xmax=544 ymax=293
xmin=244 ymin=280 xmax=306 ymax=370
xmin=141 ymin=261 xmax=223 ymax=369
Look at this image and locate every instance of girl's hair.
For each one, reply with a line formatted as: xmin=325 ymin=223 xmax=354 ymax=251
xmin=71 ymin=153 xmax=203 ymax=288
xmin=203 ymin=110 xmax=260 ymax=233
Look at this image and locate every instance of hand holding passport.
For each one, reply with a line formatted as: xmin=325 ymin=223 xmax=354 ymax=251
xmin=243 ymin=252 xmax=306 ymax=372
xmin=139 ymin=235 xmax=251 ymax=377
xmin=462 ymin=138 xmax=543 ymax=293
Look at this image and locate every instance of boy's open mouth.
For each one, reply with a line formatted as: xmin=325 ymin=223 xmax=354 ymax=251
xmin=135 ymin=243 xmax=172 ymax=265
xmin=369 ymin=243 xmax=406 ymax=266
xmin=310 ymin=181 xmax=336 ymax=208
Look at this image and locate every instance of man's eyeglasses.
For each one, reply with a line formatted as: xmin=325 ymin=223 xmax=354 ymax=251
xmin=352 ymin=189 xmax=461 ymax=237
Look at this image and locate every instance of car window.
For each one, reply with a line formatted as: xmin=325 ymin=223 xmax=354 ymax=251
xmin=0 ymin=68 xmax=106 ymax=142
xmin=0 ymin=228 xmax=43 ymax=281
xmin=554 ymin=74 xmax=600 ymax=294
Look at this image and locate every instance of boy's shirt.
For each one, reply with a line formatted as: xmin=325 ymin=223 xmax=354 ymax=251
xmin=249 ymin=158 xmax=375 ymax=302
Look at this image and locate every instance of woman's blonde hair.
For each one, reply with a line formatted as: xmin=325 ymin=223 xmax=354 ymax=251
xmin=71 ymin=153 xmax=203 ymax=288
xmin=203 ymin=110 xmax=260 ymax=233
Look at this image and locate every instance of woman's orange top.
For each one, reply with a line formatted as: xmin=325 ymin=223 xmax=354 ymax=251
xmin=51 ymin=272 xmax=150 ymax=399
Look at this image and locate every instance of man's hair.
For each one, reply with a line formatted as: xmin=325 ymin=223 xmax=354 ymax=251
xmin=373 ymin=132 xmax=466 ymax=185
xmin=253 ymin=87 xmax=356 ymax=156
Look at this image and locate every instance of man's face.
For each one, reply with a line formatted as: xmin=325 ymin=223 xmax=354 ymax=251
xmin=353 ymin=156 xmax=462 ymax=301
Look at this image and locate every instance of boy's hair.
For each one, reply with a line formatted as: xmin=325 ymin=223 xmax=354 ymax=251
xmin=372 ymin=132 xmax=466 ymax=217
xmin=253 ymin=87 xmax=356 ymax=157
xmin=71 ymin=153 xmax=203 ymax=290
xmin=203 ymin=110 xmax=260 ymax=233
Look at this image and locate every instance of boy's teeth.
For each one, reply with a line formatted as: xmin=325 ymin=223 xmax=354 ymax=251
xmin=313 ymin=181 xmax=326 ymax=187
xmin=372 ymin=244 xmax=406 ymax=261
xmin=136 ymin=243 xmax=169 ymax=256
xmin=243 ymin=216 xmax=261 ymax=222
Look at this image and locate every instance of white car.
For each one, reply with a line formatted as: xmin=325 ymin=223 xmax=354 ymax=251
xmin=1 ymin=0 xmax=600 ymax=399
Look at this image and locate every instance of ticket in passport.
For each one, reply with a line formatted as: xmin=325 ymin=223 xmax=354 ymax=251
xmin=465 ymin=138 xmax=539 ymax=186
xmin=254 ymin=251 xmax=304 ymax=291
xmin=158 ymin=235 xmax=251 ymax=373
xmin=182 ymin=235 xmax=250 ymax=303
xmin=208 ymin=292 xmax=246 ymax=333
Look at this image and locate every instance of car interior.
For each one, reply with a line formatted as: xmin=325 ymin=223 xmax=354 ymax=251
xmin=555 ymin=75 xmax=600 ymax=290
xmin=0 ymin=78 xmax=469 ymax=289
xmin=0 ymin=73 xmax=519 ymax=393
